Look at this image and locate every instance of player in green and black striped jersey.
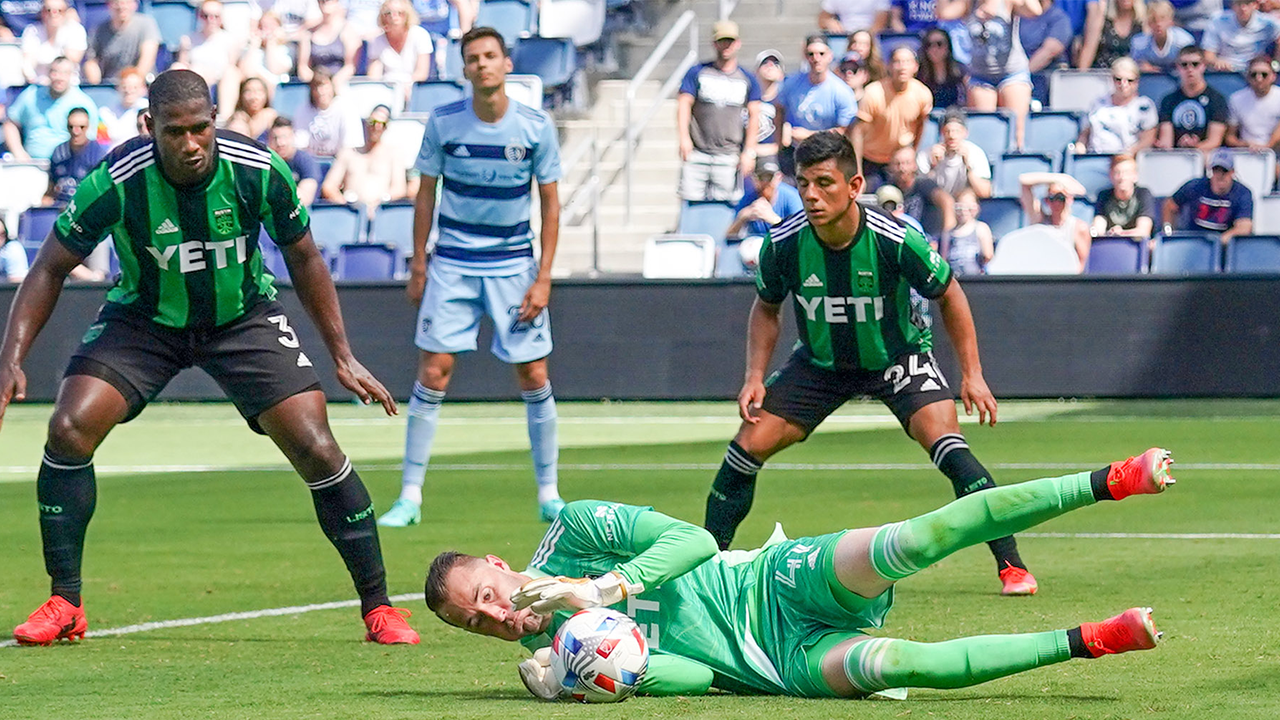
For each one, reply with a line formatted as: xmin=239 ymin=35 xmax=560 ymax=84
xmin=0 ymin=70 xmax=419 ymax=646
xmin=704 ymin=131 xmax=1038 ymax=597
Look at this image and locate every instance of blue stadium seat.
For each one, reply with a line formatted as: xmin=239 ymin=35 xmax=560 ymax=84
xmin=512 ymin=37 xmax=578 ymax=91
xmin=272 ymin=82 xmax=310 ymax=120
xmin=964 ymin=112 xmax=1013 ymax=165
xmin=1224 ymin=235 xmax=1280 ymax=272
xmin=678 ymin=201 xmax=735 ymax=244
xmin=1206 ymin=71 xmax=1247 ymax=100
xmin=258 ymin=228 xmax=291 ymax=282
xmin=1070 ymin=196 xmax=1095 ymax=222
xmin=150 ymin=1 xmax=198 ymax=50
xmin=80 ymin=84 xmax=119 ymax=110
xmin=918 ymin=113 xmax=940 ymax=151
xmin=19 ymin=206 xmax=61 ymax=246
xmin=1086 ymin=236 xmax=1148 ymax=274
xmin=878 ymin=33 xmax=921 ymax=60
xmin=475 ymin=0 xmax=536 ymax=47
xmin=978 ymin=197 xmax=1024 ymax=240
xmin=994 ymin=153 xmax=1052 ymax=198
xmin=1066 ymin=152 xmax=1115 ymax=199
xmin=309 ymin=203 xmax=365 ymax=256
xmin=336 ymin=243 xmax=397 ymax=280
xmin=81 ymin=2 xmax=112 ymax=36
xmin=369 ymin=201 xmax=415 ymax=258
xmin=1138 ymin=72 xmax=1177 ymax=106
xmin=408 ymin=81 xmax=466 ymax=115
xmin=317 ymin=157 xmax=334 ymax=182
xmin=442 ymin=38 xmax=464 ymax=82
xmin=1151 ymin=232 xmax=1219 ymax=274
xmin=1024 ymin=112 xmax=1080 ymax=168
xmin=824 ymin=33 xmax=849 ymax=57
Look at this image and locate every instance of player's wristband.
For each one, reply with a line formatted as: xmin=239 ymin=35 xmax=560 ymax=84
xmin=593 ymin=572 xmax=644 ymax=606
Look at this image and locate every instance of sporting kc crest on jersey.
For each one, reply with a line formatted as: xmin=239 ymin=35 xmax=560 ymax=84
xmin=504 ymin=141 xmax=527 ymax=164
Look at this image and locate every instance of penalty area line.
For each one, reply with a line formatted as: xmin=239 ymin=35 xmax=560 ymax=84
xmin=0 ymin=592 xmax=420 ymax=649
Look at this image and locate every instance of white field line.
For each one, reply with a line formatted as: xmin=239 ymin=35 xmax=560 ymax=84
xmin=1021 ymin=532 xmax=1280 ymax=539
xmin=0 ymin=593 xmax=420 ymax=649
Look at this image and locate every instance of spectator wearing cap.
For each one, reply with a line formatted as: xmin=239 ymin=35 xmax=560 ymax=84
xmin=725 ymin=157 xmax=804 ymax=240
xmin=1019 ymin=171 xmax=1091 ymax=271
xmin=676 ymin=20 xmax=761 ymax=202
xmin=874 ymin=183 xmax=927 ymax=234
xmin=775 ymin=35 xmax=857 ymax=166
xmin=917 ymin=27 xmax=967 ymax=109
xmin=837 ymin=50 xmax=869 ymax=102
xmin=1156 ymin=45 xmax=1227 ymax=151
xmin=922 ymin=109 xmax=992 ymax=198
xmin=1130 ymin=0 xmax=1193 ymax=74
xmin=1202 ymin=0 xmax=1280 ymax=73
xmin=1019 ymin=0 xmax=1073 ymax=72
xmin=888 ymin=145 xmax=953 ymax=239
xmin=319 ymin=103 xmax=407 ymax=212
xmin=853 ymin=46 xmax=933 ymax=189
xmin=818 ymin=0 xmax=889 ymax=35
xmin=754 ymin=50 xmax=785 ymax=159
xmin=889 ymin=0 xmax=938 ymax=34
xmin=1092 ymin=153 xmax=1156 ymax=241
xmin=1077 ymin=57 xmax=1158 ymax=154
xmin=1227 ymin=56 xmax=1280 ymax=155
xmin=1163 ymin=149 xmax=1254 ymax=244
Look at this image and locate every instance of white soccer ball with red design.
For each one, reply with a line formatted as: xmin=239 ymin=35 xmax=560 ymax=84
xmin=549 ymin=607 xmax=648 ymax=703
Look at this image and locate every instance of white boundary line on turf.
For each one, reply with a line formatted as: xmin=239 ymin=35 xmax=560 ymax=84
xmin=0 ymin=593 xmax=420 ymax=649
xmin=1021 ymin=532 xmax=1280 ymax=540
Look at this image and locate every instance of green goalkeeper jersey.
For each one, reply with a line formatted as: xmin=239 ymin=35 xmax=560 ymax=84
xmin=756 ymin=204 xmax=952 ymax=372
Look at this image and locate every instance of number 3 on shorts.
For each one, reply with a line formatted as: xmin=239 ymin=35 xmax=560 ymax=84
xmin=267 ymin=314 xmax=300 ymax=349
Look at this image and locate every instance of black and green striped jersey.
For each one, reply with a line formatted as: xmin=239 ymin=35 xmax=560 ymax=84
xmin=54 ymin=130 xmax=311 ymax=330
xmin=756 ymin=204 xmax=952 ymax=372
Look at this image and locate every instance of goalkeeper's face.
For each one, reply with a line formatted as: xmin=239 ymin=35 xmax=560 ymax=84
xmin=436 ymin=555 xmax=552 ymax=641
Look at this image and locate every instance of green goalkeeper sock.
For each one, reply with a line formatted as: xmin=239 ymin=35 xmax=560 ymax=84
xmin=843 ymin=630 xmax=1072 ymax=693
xmin=870 ymin=472 xmax=1095 ymax=582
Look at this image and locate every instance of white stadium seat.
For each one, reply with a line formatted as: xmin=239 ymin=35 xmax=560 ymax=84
xmin=643 ymin=234 xmax=716 ymax=278
xmin=985 ymin=225 xmax=1080 ymax=274
xmin=1049 ymin=69 xmax=1111 ymax=112
xmin=1137 ymin=149 xmax=1204 ymax=198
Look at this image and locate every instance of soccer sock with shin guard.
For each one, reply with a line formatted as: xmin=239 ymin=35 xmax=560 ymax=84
xmin=930 ymin=434 xmax=1025 ymax=571
xmin=869 ymin=471 xmax=1097 ymax=583
xmin=842 ymin=630 xmax=1073 ymax=693
xmin=704 ymin=442 xmax=762 ymax=550
xmin=400 ymin=381 xmax=444 ymax=505
xmin=38 ymin=449 xmax=97 ymax=607
xmin=307 ymin=458 xmax=390 ymax=616
xmin=522 ymin=383 xmax=560 ymax=504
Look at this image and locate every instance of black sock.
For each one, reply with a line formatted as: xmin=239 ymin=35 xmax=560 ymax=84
xmin=704 ymin=442 xmax=762 ymax=551
xmin=930 ymin=434 xmax=1026 ymax=572
xmin=1090 ymin=467 xmax=1116 ymax=501
xmin=38 ymin=448 xmax=97 ymax=607
xmin=307 ymin=459 xmax=390 ymax=617
xmin=1067 ymin=627 xmax=1092 ymax=658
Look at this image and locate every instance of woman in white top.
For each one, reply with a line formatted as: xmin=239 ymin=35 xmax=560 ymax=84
xmin=366 ymin=0 xmax=432 ymax=104
xmin=97 ymin=66 xmax=149 ymax=148
xmin=1019 ymin=171 xmax=1092 ymax=272
xmin=178 ymin=0 xmax=243 ymax=120
xmin=1076 ymin=56 xmax=1158 ymax=154
xmin=293 ymin=67 xmax=363 ymax=157
xmin=21 ymin=0 xmax=87 ymax=84
xmin=238 ymin=11 xmax=294 ymax=88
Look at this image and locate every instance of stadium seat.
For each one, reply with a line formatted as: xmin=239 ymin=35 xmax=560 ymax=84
xmin=442 ymin=38 xmax=464 ymax=82
xmin=1224 ymin=235 xmax=1280 ymax=272
xmin=346 ymin=80 xmax=400 ymax=116
xmin=1138 ymin=72 xmax=1177 ymax=106
xmin=1150 ymin=232 xmax=1219 ymax=274
xmin=408 ymin=81 xmax=466 ymax=115
xmin=1137 ymin=149 xmax=1204 ymax=198
xmin=80 ymin=3 xmax=112 ymax=36
xmin=1070 ymin=196 xmax=1095 ymax=222
xmin=369 ymin=201 xmax=415 ymax=260
xmin=677 ymin=201 xmax=735 ymax=244
xmin=985 ymin=225 xmax=1079 ymax=274
xmin=18 ymin=206 xmax=60 ymax=246
xmin=642 ymin=234 xmax=715 ymax=278
xmin=384 ymin=118 xmax=425 ymax=156
xmin=336 ymin=243 xmax=397 ymax=280
xmin=512 ymin=37 xmax=578 ymax=92
xmin=824 ymin=32 xmax=849 ymax=57
xmin=79 ymin=84 xmax=120 ymax=110
xmin=1049 ymin=69 xmax=1111 ymax=112
xmin=258 ymin=228 xmax=291 ymax=283
xmin=272 ymin=82 xmax=310 ymax=119
xmin=505 ymin=74 xmax=545 ymax=108
xmin=538 ymin=0 xmax=605 ymax=47
xmin=1065 ymin=152 xmax=1115 ymax=199
xmin=1086 ymin=236 xmax=1148 ymax=274
xmin=918 ymin=113 xmax=940 ymax=152
xmin=1224 ymin=148 xmax=1275 ymax=199
xmin=1024 ymin=112 xmax=1080 ymax=168
xmin=977 ymin=197 xmax=1024 ymax=240
xmin=1205 ymin=72 xmax=1247 ymax=100
xmin=476 ymin=0 xmax=536 ymax=47
xmin=994 ymin=153 xmax=1053 ymax=198
xmin=150 ymin=1 xmax=198 ymax=50
xmin=0 ymin=163 xmax=52 ymax=234
xmin=308 ymin=203 xmax=365 ymax=256
xmin=878 ymin=33 xmax=921 ymax=59
xmin=0 ymin=42 xmax=23 ymax=90
xmin=965 ymin=112 xmax=1013 ymax=165
xmin=1256 ymin=194 xmax=1280 ymax=233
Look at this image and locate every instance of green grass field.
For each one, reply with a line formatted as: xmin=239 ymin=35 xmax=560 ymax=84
xmin=1 ymin=399 xmax=1278 ymax=719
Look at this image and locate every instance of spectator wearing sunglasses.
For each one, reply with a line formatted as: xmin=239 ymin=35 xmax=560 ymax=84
xmin=1163 ymin=148 xmax=1253 ymax=245
xmin=1077 ymin=56 xmax=1157 ymax=154
xmin=917 ymin=28 xmax=967 ymax=109
xmin=1019 ymin=171 xmax=1091 ymax=272
xmin=1226 ymin=55 xmax=1280 ymax=154
xmin=1156 ymin=45 xmax=1227 ymax=151
xmin=320 ymin=104 xmax=408 ymax=213
xmin=1202 ymin=0 xmax=1280 ymax=73
xmin=774 ymin=35 xmax=857 ymax=172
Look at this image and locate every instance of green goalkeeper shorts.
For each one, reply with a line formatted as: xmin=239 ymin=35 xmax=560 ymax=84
xmin=753 ymin=531 xmax=895 ymax=697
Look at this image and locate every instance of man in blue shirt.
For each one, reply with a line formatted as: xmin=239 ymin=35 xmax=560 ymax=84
xmin=381 ymin=26 xmax=565 ymax=529
xmin=1162 ymin=149 xmax=1254 ymax=246
xmin=775 ymin=35 xmax=857 ymax=149
xmin=1020 ymin=0 xmax=1074 ymax=72
xmin=2 ymin=56 xmax=98 ymax=161
xmin=268 ymin=117 xmax=324 ymax=206
xmin=1202 ymin=0 xmax=1280 ymax=73
xmin=43 ymin=108 xmax=107 ymax=208
xmin=725 ymin=157 xmax=804 ymax=241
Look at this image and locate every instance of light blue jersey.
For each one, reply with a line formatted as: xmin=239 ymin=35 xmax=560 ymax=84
xmin=415 ymin=98 xmax=561 ymax=276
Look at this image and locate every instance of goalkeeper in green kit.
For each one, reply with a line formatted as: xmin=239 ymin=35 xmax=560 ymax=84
xmin=426 ymin=448 xmax=1174 ymax=700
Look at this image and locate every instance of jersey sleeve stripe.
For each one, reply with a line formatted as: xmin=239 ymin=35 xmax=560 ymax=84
xmin=529 ymin=521 xmax=565 ymax=568
xmin=108 ymin=147 xmax=155 ymax=182
xmin=107 ymin=143 xmax=153 ymax=175
xmin=113 ymin=157 xmax=155 ymax=184
xmin=442 ymin=176 xmax=531 ymax=199
xmin=769 ymin=211 xmax=808 ymax=242
xmin=218 ymin=146 xmax=273 ymax=169
xmin=216 ymin=137 xmax=272 ymax=160
xmin=865 ymin=211 xmax=907 ymax=243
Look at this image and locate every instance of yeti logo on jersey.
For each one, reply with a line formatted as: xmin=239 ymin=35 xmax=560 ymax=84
xmin=504 ymin=141 xmax=527 ymax=164
xmin=796 ymin=296 xmax=885 ymax=324
xmin=213 ymin=207 xmax=235 ymax=236
xmin=146 ymin=236 xmax=249 ymax=273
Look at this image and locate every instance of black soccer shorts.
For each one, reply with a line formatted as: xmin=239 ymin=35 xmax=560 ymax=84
xmin=760 ymin=350 xmax=954 ymax=436
xmin=65 ymin=300 xmax=322 ymax=433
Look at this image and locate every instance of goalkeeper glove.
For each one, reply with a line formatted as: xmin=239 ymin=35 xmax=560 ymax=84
xmin=518 ymin=647 xmax=564 ymax=701
xmin=510 ymin=571 xmax=644 ymax=615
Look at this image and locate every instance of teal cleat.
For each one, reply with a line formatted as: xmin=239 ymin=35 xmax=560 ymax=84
xmin=539 ymin=498 xmax=566 ymax=523
xmin=377 ymin=498 xmax=421 ymax=527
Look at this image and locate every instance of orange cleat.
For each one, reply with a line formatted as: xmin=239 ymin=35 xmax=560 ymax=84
xmin=1106 ymin=448 xmax=1176 ymax=500
xmin=999 ymin=563 xmax=1039 ymax=596
xmin=364 ymin=606 xmax=420 ymax=645
xmin=1080 ymin=607 xmax=1162 ymax=657
xmin=13 ymin=595 xmax=87 ymax=646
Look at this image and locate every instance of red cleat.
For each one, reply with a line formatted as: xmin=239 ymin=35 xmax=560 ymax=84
xmin=13 ymin=595 xmax=87 ymax=646
xmin=999 ymin=563 xmax=1038 ymax=596
xmin=1106 ymin=448 xmax=1176 ymax=500
xmin=364 ymin=606 xmax=420 ymax=645
xmin=1080 ymin=607 xmax=1162 ymax=657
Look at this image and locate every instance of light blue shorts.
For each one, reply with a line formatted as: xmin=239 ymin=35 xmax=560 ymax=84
xmin=969 ymin=69 xmax=1032 ymax=91
xmin=414 ymin=258 xmax=553 ymax=363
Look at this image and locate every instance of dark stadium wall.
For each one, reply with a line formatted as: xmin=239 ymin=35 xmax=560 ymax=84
xmin=3 ymin=277 xmax=1278 ymax=401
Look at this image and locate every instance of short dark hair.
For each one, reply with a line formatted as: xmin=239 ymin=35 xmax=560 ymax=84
xmin=1178 ymin=44 xmax=1203 ymax=59
xmin=460 ymin=26 xmax=508 ymax=58
xmin=271 ymin=115 xmax=293 ymax=129
xmin=794 ymin=130 xmax=859 ymax=179
xmin=149 ymin=69 xmax=212 ymax=115
xmin=67 ymin=106 xmax=91 ymax=121
xmin=425 ymin=551 xmax=480 ymax=614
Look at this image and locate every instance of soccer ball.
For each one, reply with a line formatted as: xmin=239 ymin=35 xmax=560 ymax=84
xmin=549 ymin=608 xmax=648 ymax=703
xmin=739 ymin=234 xmax=765 ymax=272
